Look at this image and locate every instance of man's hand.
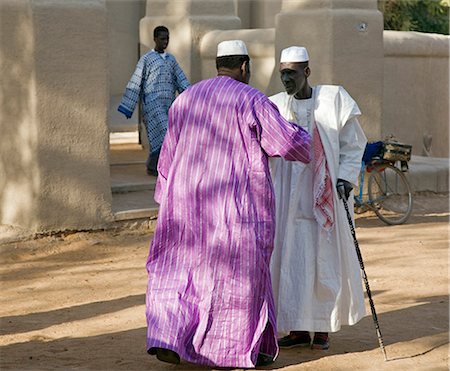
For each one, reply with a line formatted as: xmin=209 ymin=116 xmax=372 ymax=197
xmin=336 ymin=179 xmax=353 ymax=201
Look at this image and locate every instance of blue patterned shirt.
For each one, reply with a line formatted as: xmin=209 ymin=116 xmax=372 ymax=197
xmin=118 ymin=50 xmax=190 ymax=153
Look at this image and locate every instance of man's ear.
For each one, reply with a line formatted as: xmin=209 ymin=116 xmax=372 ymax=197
xmin=304 ymin=66 xmax=311 ymax=78
xmin=241 ymin=60 xmax=248 ymax=74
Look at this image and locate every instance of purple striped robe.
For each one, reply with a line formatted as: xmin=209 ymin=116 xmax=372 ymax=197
xmin=146 ymin=76 xmax=310 ymax=368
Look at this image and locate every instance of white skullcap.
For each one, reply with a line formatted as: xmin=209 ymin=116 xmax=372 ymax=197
xmin=280 ymin=46 xmax=309 ymax=63
xmin=217 ymin=40 xmax=248 ymax=57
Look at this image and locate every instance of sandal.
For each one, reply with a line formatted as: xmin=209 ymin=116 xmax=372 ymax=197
xmin=256 ymin=352 xmax=275 ymax=366
xmin=278 ymin=331 xmax=311 ymax=348
xmin=311 ymin=332 xmax=329 ymax=350
xmin=148 ymin=347 xmax=181 ymax=364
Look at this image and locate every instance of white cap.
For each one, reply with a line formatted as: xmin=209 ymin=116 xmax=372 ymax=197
xmin=280 ymin=46 xmax=309 ymax=63
xmin=217 ymin=40 xmax=248 ymax=57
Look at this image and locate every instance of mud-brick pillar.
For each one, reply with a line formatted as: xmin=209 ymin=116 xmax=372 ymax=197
xmin=0 ymin=0 xmax=112 ymax=232
xmin=272 ymin=0 xmax=383 ymax=140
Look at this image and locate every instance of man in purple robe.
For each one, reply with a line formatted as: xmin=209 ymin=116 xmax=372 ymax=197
xmin=145 ymin=40 xmax=311 ymax=369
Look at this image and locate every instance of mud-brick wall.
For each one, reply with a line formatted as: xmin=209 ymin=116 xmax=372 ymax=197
xmin=383 ymin=31 xmax=449 ymax=157
xmin=0 ymin=0 xmax=112 ymax=232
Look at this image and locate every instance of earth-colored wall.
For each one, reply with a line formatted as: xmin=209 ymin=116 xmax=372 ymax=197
xmin=236 ymin=0 xmax=281 ymax=29
xmin=140 ymin=0 xmax=241 ymax=84
xmin=383 ymin=31 xmax=449 ymax=158
xmin=107 ymin=0 xmax=145 ymax=132
xmin=0 ymin=0 xmax=112 ymax=232
xmin=107 ymin=0 xmax=145 ymax=97
xmin=1 ymin=0 xmax=448 ymax=234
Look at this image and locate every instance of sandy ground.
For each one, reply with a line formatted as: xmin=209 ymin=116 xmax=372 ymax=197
xmin=1 ymin=193 xmax=449 ymax=371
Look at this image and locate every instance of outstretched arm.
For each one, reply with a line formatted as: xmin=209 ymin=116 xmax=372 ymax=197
xmin=117 ymin=56 xmax=147 ymax=118
xmin=250 ymin=97 xmax=311 ymax=163
xmin=174 ymin=60 xmax=190 ymax=94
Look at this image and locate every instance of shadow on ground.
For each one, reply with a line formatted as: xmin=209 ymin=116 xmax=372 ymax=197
xmin=1 ymin=295 xmax=447 ymax=370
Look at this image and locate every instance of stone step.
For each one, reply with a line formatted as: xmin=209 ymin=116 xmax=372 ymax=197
xmin=109 ymin=144 xmax=448 ymax=224
xmin=112 ymin=183 xmax=155 ymax=193
xmin=112 ymin=189 xmax=159 ymax=221
xmin=110 ymin=163 xmax=156 ymax=193
xmin=109 ymin=141 xmax=160 ymax=220
xmin=408 ymin=156 xmax=449 ymax=193
xmin=114 ymin=208 xmax=159 ymax=221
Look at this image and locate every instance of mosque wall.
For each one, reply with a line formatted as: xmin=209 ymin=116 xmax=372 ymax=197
xmin=0 ymin=1 xmax=39 ymax=230
xmin=107 ymin=0 xmax=145 ymax=132
xmin=139 ymin=0 xmax=241 ymax=85
xmin=0 ymin=0 xmax=112 ymax=232
xmin=1 ymin=0 xmax=448 ymax=233
xmin=107 ymin=0 xmax=145 ymax=97
xmin=383 ymin=31 xmax=449 ymax=158
xmin=235 ymin=0 xmax=281 ymax=29
xmin=114 ymin=0 xmax=448 ymax=158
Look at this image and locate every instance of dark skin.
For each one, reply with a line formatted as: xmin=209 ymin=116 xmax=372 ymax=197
xmin=279 ymin=61 xmax=312 ymax=99
xmin=154 ymin=30 xmax=169 ymax=53
xmin=217 ymin=60 xmax=251 ymax=84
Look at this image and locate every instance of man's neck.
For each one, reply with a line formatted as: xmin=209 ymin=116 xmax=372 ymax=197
xmin=217 ymin=68 xmax=245 ymax=84
xmin=294 ymin=85 xmax=312 ymax=100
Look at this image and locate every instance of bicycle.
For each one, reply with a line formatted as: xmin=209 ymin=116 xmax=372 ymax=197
xmin=354 ymin=141 xmax=413 ymax=225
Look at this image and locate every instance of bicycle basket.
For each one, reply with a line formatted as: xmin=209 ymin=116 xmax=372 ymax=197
xmin=362 ymin=141 xmax=384 ymax=163
xmin=382 ymin=141 xmax=412 ymax=162
xmin=363 ymin=141 xmax=412 ymax=163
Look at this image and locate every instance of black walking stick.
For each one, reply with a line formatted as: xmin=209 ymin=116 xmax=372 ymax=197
xmin=341 ymin=197 xmax=388 ymax=361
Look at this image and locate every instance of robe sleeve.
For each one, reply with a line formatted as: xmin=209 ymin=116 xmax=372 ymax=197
xmin=250 ymin=97 xmax=311 ymax=163
xmin=117 ymin=55 xmax=147 ymax=118
xmin=338 ymin=117 xmax=367 ymax=186
xmin=174 ymin=59 xmax=190 ymax=94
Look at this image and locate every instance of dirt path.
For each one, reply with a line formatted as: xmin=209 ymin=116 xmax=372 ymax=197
xmin=1 ymin=193 xmax=448 ymax=370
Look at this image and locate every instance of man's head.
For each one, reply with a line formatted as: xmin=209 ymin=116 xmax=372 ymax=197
xmin=153 ymin=26 xmax=169 ymax=53
xmin=216 ymin=40 xmax=251 ymax=84
xmin=279 ymin=46 xmax=311 ymax=99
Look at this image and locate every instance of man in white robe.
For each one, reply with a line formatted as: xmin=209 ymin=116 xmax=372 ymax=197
xmin=269 ymin=46 xmax=367 ymax=350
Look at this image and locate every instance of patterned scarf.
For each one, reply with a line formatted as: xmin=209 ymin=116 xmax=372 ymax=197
xmin=285 ymin=93 xmax=334 ymax=232
xmin=312 ymin=125 xmax=334 ymax=232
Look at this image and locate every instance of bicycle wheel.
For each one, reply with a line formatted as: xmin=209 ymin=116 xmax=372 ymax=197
xmin=367 ymin=163 xmax=413 ymax=225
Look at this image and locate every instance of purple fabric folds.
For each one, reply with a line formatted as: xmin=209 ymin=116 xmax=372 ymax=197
xmin=145 ymin=76 xmax=310 ymax=368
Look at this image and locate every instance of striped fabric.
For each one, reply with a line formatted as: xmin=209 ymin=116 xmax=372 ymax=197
xmin=312 ymin=125 xmax=334 ymax=232
xmin=145 ymin=76 xmax=310 ymax=368
xmin=118 ymin=51 xmax=190 ymax=155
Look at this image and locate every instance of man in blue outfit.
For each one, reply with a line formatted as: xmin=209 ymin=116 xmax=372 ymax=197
xmin=118 ymin=26 xmax=190 ymax=176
